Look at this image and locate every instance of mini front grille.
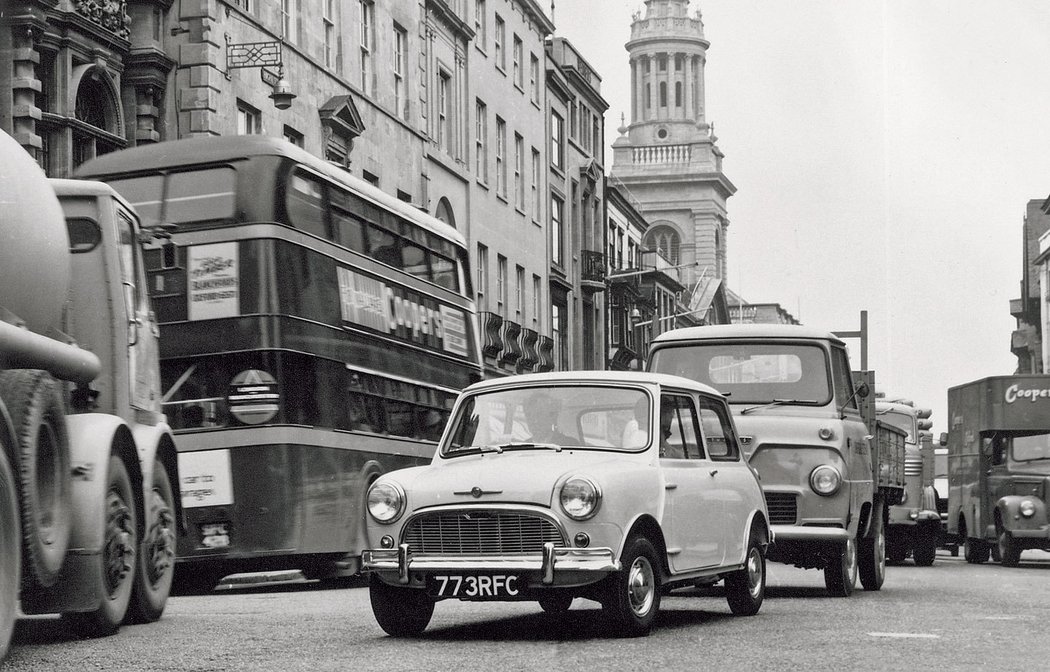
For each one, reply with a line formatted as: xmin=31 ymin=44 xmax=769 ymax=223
xmin=904 ymin=456 xmax=923 ymax=476
xmin=403 ymin=511 xmax=564 ymax=555
xmin=764 ymin=492 xmax=798 ymax=525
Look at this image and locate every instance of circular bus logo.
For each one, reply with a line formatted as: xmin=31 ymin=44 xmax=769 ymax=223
xmin=227 ymin=369 xmax=279 ymax=425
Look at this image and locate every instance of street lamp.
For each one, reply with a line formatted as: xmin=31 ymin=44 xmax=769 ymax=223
xmin=226 ymin=38 xmax=296 ymax=110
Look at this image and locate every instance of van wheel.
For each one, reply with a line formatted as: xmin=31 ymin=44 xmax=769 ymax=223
xmin=63 ymin=456 xmax=137 ymax=637
xmin=824 ymin=537 xmax=858 ymax=597
xmin=602 ymin=535 xmax=661 ymax=637
xmin=725 ymin=535 xmax=765 ymax=616
xmin=0 ymin=441 xmax=20 ymax=660
xmin=125 ymin=459 xmax=177 ymax=624
xmin=859 ymin=514 xmax=886 ymax=590
xmin=0 ymin=370 xmax=72 ymax=589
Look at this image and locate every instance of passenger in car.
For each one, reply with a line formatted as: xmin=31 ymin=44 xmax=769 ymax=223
xmin=522 ymin=392 xmax=577 ymax=446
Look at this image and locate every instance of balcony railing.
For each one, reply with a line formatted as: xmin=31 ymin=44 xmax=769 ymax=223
xmin=581 ymin=249 xmax=606 ymax=284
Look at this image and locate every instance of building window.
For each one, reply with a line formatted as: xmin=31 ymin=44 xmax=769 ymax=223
xmin=512 ymin=35 xmax=523 ymax=89
xmin=494 ymin=14 xmax=505 ymax=71
xmin=675 ymin=81 xmax=682 ymax=107
xmin=514 ymin=133 xmax=524 ymax=211
xmin=323 ymin=0 xmax=335 ymax=68
xmin=550 ymin=110 xmax=563 ymax=169
xmin=393 ymin=24 xmax=408 ymax=119
xmin=497 ymin=254 xmax=507 ymax=314
xmin=438 ymin=70 xmax=451 ymax=153
xmin=531 ymin=147 xmax=541 ymax=221
xmin=659 ymin=82 xmax=667 ymax=108
xmin=645 ymin=84 xmax=651 ymax=110
xmin=552 ymin=302 xmax=568 ymax=370
xmin=532 ymin=274 xmax=541 ymax=328
xmin=475 ymin=0 xmax=487 ymax=50
xmin=530 ymin=53 xmax=540 ymax=104
xmin=237 ymin=100 xmax=261 ymax=135
xmin=515 ymin=265 xmax=525 ymax=321
xmin=658 ymin=54 xmax=667 ymax=71
xmin=360 ymin=0 xmax=375 ymax=94
xmin=551 ymin=194 xmax=564 ymax=266
xmin=283 ymin=125 xmax=303 ymax=147
xmin=477 ymin=243 xmax=489 ymax=311
xmin=578 ymin=103 xmax=590 ymax=152
xmin=362 ymin=170 xmax=379 ymax=186
xmin=495 ymin=117 xmax=506 ymax=198
xmin=475 ymin=99 xmax=488 ymax=182
xmin=647 ymin=226 xmax=681 ymax=265
xmin=569 ymin=100 xmax=577 ymax=141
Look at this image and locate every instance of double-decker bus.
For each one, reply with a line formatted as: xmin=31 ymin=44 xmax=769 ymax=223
xmin=78 ymin=136 xmax=482 ymax=590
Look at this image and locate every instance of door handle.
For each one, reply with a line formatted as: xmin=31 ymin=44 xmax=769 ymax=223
xmin=709 ymin=469 xmax=718 ymax=477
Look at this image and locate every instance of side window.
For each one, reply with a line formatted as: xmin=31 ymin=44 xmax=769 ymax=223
xmin=659 ymin=394 xmax=703 ymax=460
xmin=830 ymin=346 xmax=858 ymax=411
xmin=285 ymin=170 xmax=329 ymax=239
xmin=698 ymin=396 xmax=739 ymax=461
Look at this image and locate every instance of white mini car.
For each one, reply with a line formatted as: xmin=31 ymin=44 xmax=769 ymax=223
xmin=361 ymin=371 xmax=771 ymax=637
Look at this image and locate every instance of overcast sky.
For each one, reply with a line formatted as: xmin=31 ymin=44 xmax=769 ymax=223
xmin=552 ymin=0 xmax=1050 ymax=430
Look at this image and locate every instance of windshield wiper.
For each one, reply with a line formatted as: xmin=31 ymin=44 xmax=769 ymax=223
xmin=497 ymin=442 xmax=563 ymax=452
xmin=740 ymin=399 xmax=816 ymax=415
xmin=447 ymin=442 xmax=564 ymax=456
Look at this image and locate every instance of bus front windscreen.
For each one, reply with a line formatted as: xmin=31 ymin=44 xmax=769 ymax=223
xmin=110 ymin=167 xmax=237 ymax=228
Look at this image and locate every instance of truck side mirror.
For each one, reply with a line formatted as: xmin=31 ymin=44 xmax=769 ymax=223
xmin=855 ymin=382 xmax=870 ymax=398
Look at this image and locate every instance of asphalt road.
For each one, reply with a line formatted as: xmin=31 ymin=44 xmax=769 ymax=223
xmin=5 ymin=550 xmax=1050 ymax=671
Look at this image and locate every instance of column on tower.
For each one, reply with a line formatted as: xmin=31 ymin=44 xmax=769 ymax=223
xmin=647 ymin=52 xmax=657 ymax=121
xmin=630 ymin=57 xmax=638 ymax=123
xmin=683 ymin=53 xmax=692 ymax=121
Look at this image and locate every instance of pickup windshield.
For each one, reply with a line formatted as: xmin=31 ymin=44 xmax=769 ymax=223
xmin=443 ymin=386 xmax=652 ymax=456
xmin=1011 ymin=432 xmax=1050 ymax=464
xmin=650 ymin=342 xmax=831 ymax=405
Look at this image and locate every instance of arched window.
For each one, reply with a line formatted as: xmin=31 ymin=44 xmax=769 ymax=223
xmin=71 ymin=69 xmax=123 ymax=168
xmin=646 ymin=225 xmax=680 ymax=265
xmin=435 ymin=197 xmax=456 ymax=229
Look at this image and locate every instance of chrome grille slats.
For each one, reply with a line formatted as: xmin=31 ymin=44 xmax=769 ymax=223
xmin=904 ymin=456 xmax=923 ymax=476
xmin=403 ymin=511 xmax=564 ymax=554
xmin=764 ymin=492 xmax=798 ymax=525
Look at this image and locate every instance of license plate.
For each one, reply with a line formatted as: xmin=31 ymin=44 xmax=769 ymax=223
xmin=200 ymin=522 xmax=230 ymax=549
xmin=429 ymin=575 xmax=522 ymax=598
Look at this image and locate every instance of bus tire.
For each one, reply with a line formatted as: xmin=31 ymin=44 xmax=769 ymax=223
xmin=63 ymin=455 xmax=137 ymax=638
xmin=125 ymin=460 xmax=177 ymax=624
xmin=0 ymin=427 xmax=20 ymax=661
xmin=369 ymin=575 xmax=434 ymax=637
xmin=0 ymin=370 xmax=72 ymax=589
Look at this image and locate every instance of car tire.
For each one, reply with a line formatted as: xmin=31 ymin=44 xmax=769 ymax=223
xmin=603 ymin=535 xmax=661 ymax=637
xmin=997 ymin=528 xmax=1021 ymax=567
xmin=725 ymin=535 xmax=765 ymax=616
xmin=823 ymin=537 xmax=858 ymax=598
xmin=538 ymin=593 xmax=574 ymax=613
xmin=125 ymin=459 xmax=178 ymax=624
xmin=369 ymin=575 xmax=434 ymax=637
xmin=859 ymin=514 xmax=886 ymax=591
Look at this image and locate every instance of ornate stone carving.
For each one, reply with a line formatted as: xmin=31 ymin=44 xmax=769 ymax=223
xmin=74 ymin=0 xmax=131 ymax=40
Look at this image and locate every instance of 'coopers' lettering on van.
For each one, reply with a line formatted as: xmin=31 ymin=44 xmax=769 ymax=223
xmin=1004 ymin=384 xmax=1050 ymax=404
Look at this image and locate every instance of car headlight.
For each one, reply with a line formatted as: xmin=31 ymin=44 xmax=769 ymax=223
xmin=367 ymin=481 xmax=406 ymax=524
xmin=809 ymin=465 xmax=841 ymax=496
xmin=1019 ymin=499 xmax=1036 ymax=518
xmin=560 ymin=476 xmax=601 ymax=520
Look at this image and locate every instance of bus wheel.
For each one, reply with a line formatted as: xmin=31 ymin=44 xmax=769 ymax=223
xmin=0 ymin=439 xmax=20 ymax=660
xmin=369 ymin=575 xmax=434 ymax=637
xmin=823 ymin=537 xmax=858 ymax=597
xmin=125 ymin=459 xmax=177 ymax=624
xmin=0 ymin=370 xmax=72 ymax=589
xmin=64 ymin=456 xmax=137 ymax=637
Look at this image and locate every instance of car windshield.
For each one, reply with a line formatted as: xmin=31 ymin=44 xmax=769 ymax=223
xmin=649 ymin=342 xmax=831 ymax=405
xmin=443 ymin=385 xmax=652 ymax=456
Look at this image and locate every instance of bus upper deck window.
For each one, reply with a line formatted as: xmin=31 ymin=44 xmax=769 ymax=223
xmin=431 ymin=253 xmax=458 ymax=291
xmin=286 ymin=171 xmax=328 ymax=239
xmin=367 ymin=224 xmax=401 ymax=268
xmin=167 ymin=168 xmax=236 ymax=224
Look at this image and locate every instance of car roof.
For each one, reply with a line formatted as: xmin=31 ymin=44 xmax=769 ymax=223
xmin=462 ymin=370 xmax=724 ymax=398
xmin=651 ymin=323 xmax=844 ymax=345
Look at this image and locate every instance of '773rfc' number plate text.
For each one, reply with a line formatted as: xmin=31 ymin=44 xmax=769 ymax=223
xmin=429 ymin=575 xmax=521 ymax=598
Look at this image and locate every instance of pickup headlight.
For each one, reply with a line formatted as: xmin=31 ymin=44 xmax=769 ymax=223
xmin=560 ymin=476 xmax=601 ymax=520
xmin=1019 ymin=499 xmax=1036 ymax=518
xmin=810 ymin=465 xmax=841 ymax=496
xmin=367 ymin=482 xmax=406 ymax=524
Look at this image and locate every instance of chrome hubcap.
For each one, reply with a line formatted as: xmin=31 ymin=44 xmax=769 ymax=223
xmin=144 ymin=489 xmax=176 ymax=586
xmin=103 ymin=490 xmax=135 ymax=597
xmin=746 ymin=548 xmax=763 ymax=598
xmin=627 ymin=556 xmax=655 ymax=617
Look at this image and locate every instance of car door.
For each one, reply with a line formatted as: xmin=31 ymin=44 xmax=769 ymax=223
xmin=660 ymin=392 xmax=725 ymax=572
xmin=698 ymin=394 xmax=754 ymax=565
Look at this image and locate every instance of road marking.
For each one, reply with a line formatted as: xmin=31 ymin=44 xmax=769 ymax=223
xmin=868 ymin=632 xmax=940 ymax=639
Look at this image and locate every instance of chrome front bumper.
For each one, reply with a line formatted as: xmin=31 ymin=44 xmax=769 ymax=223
xmin=362 ymin=542 xmax=618 ymax=585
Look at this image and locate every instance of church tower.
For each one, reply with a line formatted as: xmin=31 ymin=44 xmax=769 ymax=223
xmin=611 ymin=0 xmax=735 ymax=292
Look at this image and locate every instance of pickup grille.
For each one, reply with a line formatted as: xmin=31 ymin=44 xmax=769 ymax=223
xmin=764 ymin=492 xmax=798 ymax=525
xmin=403 ymin=511 xmax=564 ymax=555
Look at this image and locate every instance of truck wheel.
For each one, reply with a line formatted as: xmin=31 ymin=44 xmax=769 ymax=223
xmin=0 ymin=370 xmax=72 ymax=589
xmin=997 ymin=528 xmax=1021 ymax=567
xmin=63 ymin=456 xmax=137 ymax=637
xmin=963 ymin=536 xmax=989 ymax=564
xmin=912 ymin=534 xmax=937 ymax=567
xmin=125 ymin=459 xmax=177 ymax=624
xmin=823 ymin=537 xmax=858 ymax=597
xmin=602 ymin=535 xmax=661 ymax=637
xmin=369 ymin=575 xmax=434 ymax=637
xmin=725 ymin=535 xmax=765 ymax=616
xmin=0 ymin=440 xmax=20 ymax=660
xmin=859 ymin=515 xmax=886 ymax=591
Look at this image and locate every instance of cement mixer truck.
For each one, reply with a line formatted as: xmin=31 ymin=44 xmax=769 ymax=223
xmin=0 ymin=130 xmax=180 ymax=660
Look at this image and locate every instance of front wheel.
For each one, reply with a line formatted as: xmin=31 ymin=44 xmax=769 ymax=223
xmin=63 ymin=456 xmax=137 ymax=638
xmin=369 ymin=575 xmax=434 ymax=637
xmin=997 ymin=528 xmax=1022 ymax=567
xmin=725 ymin=536 xmax=765 ymax=616
xmin=823 ymin=537 xmax=858 ymax=598
xmin=602 ymin=535 xmax=661 ymax=637
xmin=963 ymin=536 xmax=989 ymax=564
xmin=125 ymin=459 xmax=177 ymax=624
xmin=859 ymin=514 xmax=886 ymax=591
xmin=912 ymin=533 xmax=937 ymax=567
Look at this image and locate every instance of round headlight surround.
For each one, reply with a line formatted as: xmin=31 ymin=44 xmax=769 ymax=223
xmin=809 ymin=465 xmax=842 ymax=496
xmin=560 ymin=476 xmax=602 ymax=520
xmin=1019 ymin=499 xmax=1037 ymax=518
xmin=367 ymin=481 xmax=406 ymax=524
